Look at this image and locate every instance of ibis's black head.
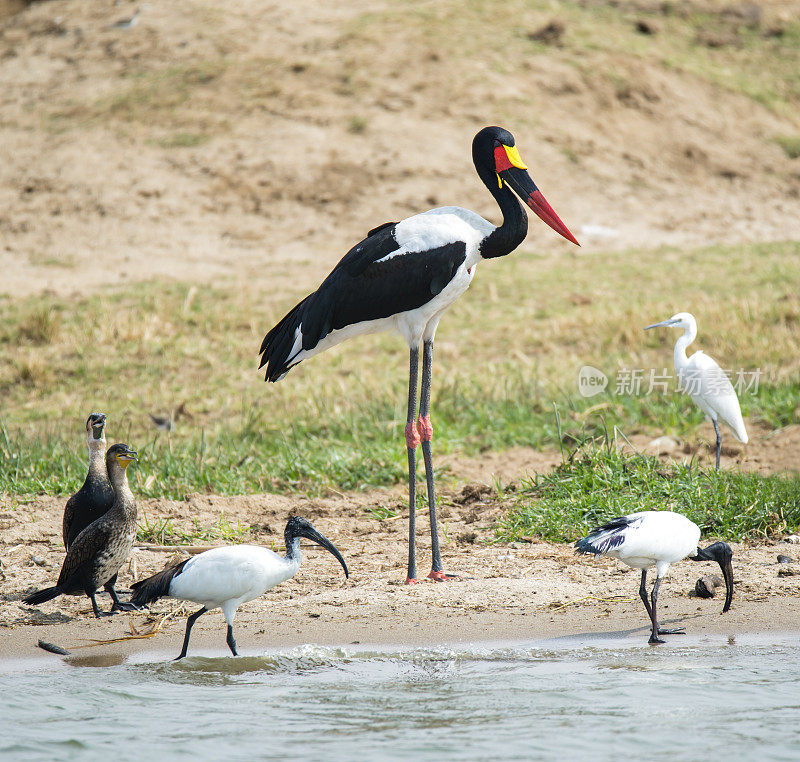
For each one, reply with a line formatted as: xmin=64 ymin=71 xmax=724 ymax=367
xmin=284 ymin=516 xmax=349 ymax=579
xmin=690 ymin=541 xmax=734 ymax=613
xmin=471 ymin=125 xmax=579 ymax=246
xmin=85 ymin=412 xmax=107 ymax=442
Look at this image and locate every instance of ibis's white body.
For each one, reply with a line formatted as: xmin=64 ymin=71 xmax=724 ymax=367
xmin=670 ymin=314 xmax=748 ymax=443
xmin=588 ymin=511 xmax=700 ymax=578
xmin=168 ymin=544 xmax=301 ymax=624
xmin=286 ymin=207 xmax=491 ymax=366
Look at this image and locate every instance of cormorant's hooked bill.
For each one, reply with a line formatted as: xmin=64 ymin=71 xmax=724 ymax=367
xmin=494 ymin=142 xmax=580 ymax=246
xmin=86 ymin=413 xmax=106 ymax=439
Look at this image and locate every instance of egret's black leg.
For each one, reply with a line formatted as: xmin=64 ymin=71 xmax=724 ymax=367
xmin=105 ymin=576 xmax=139 ymax=612
xmin=226 ymin=624 xmax=238 ymax=657
xmin=418 ymin=339 xmax=455 ymax=581
xmin=405 ymin=347 xmax=420 ymax=584
xmin=713 ymin=419 xmax=722 ymax=470
xmin=175 ymin=607 xmax=207 ymax=660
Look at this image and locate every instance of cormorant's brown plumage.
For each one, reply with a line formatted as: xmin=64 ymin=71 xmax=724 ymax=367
xmin=24 ymin=443 xmax=140 ymax=618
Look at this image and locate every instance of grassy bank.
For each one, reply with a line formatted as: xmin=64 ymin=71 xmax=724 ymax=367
xmin=496 ymin=444 xmax=800 ymax=543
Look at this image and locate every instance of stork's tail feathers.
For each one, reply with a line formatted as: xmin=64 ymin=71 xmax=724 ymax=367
xmin=24 ymin=586 xmax=62 ymax=606
xmin=130 ymin=560 xmax=188 ymax=608
xmin=258 ymin=295 xmax=315 ymax=383
xmin=575 ymin=516 xmax=638 ymax=556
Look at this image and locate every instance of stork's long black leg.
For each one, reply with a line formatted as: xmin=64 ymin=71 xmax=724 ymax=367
xmin=713 ymin=419 xmax=722 ymax=470
xmin=642 ymin=569 xmax=684 ymax=637
xmin=419 ymin=339 xmax=454 ymax=581
xmin=226 ymin=624 xmax=238 ymax=656
xmin=105 ymin=575 xmax=138 ymax=612
xmin=175 ymin=607 xmax=207 ymax=660
xmin=405 ymin=347 xmax=420 ymax=584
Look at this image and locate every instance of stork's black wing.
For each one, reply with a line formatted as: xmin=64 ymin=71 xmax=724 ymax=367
xmin=259 ymin=224 xmax=467 ymax=382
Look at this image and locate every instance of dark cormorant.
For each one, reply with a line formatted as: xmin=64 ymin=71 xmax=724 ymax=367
xmin=24 ymin=444 xmax=140 ymax=618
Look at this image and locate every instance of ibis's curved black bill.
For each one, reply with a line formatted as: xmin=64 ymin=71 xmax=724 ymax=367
xmin=299 ymin=525 xmax=349 ymax=579
xmin=499 ymin=165 xmax=579 ymax=246
xmin=693 ymin=541 xmax=734 ymax=613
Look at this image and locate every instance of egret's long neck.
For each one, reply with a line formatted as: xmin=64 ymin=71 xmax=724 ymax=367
xmin=479 ymin=176 xmax=528 ymax=260
xmin=673 ymin=324 xmax=696 ymax=373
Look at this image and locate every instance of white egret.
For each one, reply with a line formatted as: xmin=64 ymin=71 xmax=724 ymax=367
xmin=645 ymin=312 xmax=748 ymax=469
xmin=575 ymin=511 xmax=733 ymax=644
xmin=259 ymin=126 xmax=579 ymax=583
xmin=130 ymin=516 xmax=349 ymax=659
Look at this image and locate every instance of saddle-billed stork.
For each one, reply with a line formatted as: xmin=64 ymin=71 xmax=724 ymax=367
xmin=645 ymin=312 xmax=748 ymax=469
xmin=575 ymin=510 xmax=734 ymax=644
xmin=259 ymin=126 xmax=579 ymax=583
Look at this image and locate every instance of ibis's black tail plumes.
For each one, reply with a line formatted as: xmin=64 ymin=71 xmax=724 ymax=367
xmin=130 ymin=560 xmax=189 ymax=608
xmin=24 ymin=586 xmax=62 ymax=606
xmin=575 ymin=515 xmax=639 ymax=556
xmin=258 ymin=295 xmax=315 ymax=383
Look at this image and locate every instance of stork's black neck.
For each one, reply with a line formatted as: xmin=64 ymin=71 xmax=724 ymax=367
xmin=478 ymin=173 xmax=528 ymax=260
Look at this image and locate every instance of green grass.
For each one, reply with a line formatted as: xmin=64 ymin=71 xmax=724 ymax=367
xmin=136 ymin=511 xmax=252 ymax=545
xmin=774 ymin=135 xmax=800 ymax=159
xmin=1 ymin=239 xmax=798 ymax=498
xmin=496 ymin=443 xmax=800 ymax=543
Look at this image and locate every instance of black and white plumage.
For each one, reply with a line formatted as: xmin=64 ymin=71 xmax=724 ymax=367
xmin=130 ymin=516 xmax=349 ymax=660
xmin=260 ymin=126 xmax=579 ymax=583
xmin=24 ymin=444 xmax=140 ymax=618
xmin=576 ymin=511 xmax=734 ymax=644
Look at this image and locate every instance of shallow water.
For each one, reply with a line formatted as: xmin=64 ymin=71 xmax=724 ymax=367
xmin=2 ymin=633 xmax=799 ymax=761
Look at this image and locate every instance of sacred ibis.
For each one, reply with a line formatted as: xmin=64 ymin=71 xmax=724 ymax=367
xmin=645 ymin=312 xmax=748 ymax=469
xmin=24 ymin=444 xmax=140 ymax=618
xmin=130 ymin=516 xmax=349 ymax=659
xmin=259 ymin=126 xmax=579 ymax=583
xmin=575 ymin=511 xmax=733 ymax=644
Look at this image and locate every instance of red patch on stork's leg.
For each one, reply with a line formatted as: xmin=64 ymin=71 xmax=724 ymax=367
xmin=416 ymin=415 xmax=433 ymax=443
xmin=405 ymin=422 xmax=420 ymax=450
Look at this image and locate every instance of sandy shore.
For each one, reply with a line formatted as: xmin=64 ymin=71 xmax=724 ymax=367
xmin=2 ymin=475 xmax=799 ymax=660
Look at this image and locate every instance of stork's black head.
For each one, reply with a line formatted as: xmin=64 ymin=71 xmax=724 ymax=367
xmin=472 ymin=126 xmax=579 ymax=246
xmin=284 ymin=516 xmax=349 ymax=578
xmin=85 ymin=412 xmax=107 ymax=442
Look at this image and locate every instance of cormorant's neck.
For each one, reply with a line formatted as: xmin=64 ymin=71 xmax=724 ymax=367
xmin=479 ymin=179 xmax=528 ymax=260
xmin=108 ymin=463 xmax=135 ymax=516
xmin=87 ymin=439 xmax=106 ymax=474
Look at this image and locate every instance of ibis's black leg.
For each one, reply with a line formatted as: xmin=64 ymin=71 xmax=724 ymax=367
xmin=226 ymin=624 xmax=238 ymax=657
xmin=175 ymin=607 xmax=207 ymax=660
xmin=105 ymin=575 xmax=138 ymax=612
xmin=639 ymin=569 xmax=653 ymax=618
xmin=642 ymin=570 xmax=684 ymax=637
xmin=713 ymin=419 xmax=722 ymax=470
xmin=405 ymin=347 xmax=420 ymax=584
xmin=648 ymin=576 xmax=665 ymax=644
xmin=419 ymin=339 xmax=455 ymax=581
